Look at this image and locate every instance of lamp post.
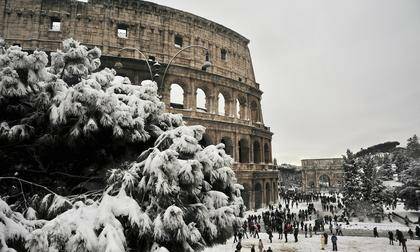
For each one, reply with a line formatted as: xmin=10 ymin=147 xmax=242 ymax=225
xmin=160 ymin=45 xmax=211 ymax=91
xmin=114 ymin=47 xmax=153 ymax=80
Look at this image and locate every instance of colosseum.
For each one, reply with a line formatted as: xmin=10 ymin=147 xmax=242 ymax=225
xmin=0 ymin=0 xmax=278 ymax=210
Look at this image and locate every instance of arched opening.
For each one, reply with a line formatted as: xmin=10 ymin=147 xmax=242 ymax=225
xmin=196 ymin=88 xmax=207 ymax=112
xmin=309 ymin=181 xmax=315 ymax=189
xmin=239 ymin=138 xmax=250 ymax=163
xmin=264 ymin=143 xmax=270 ymax=163
xmin=236 ymin=97 xmax=247 ymax=119
xmin=236 ymin=99 xmax=241 ymax=118
xmin=319 ymin=174 xmax=331 ymax=190
xmin=221 ymin=137 xmax=233 ymax=157
xmin=266 ymin=182 xmax=271 ymax=205
xmin=254 ymin=182 xmax=262 ymax=209
xmin=251 ymin=100 xmax=259 ymax=122
xmin=199 ymin=133 xmax=212 ymax=148
xmin=253 ymin=141 xmax=261 ymax=163
xmin=170 ymin=84 xmax=184 ymax=109
xmin=218 ymin=93 xmax=225 ymax=116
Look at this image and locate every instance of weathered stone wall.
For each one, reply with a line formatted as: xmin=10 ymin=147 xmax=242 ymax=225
xmin=0 ymin=0 xmax=277 ymax=210
xmin=301 ymin=158 xmax=344 ymax=192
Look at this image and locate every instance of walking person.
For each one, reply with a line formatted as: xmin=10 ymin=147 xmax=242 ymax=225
xmin=323 ymin=232 xmax=328 ymax=245
xmin=236 ymin=241 xmax=242 ymax=252
xmin=373 ymin=227 xmax=379 ymax=238
xmin=388 ymin=231 xmax=394 ymax=245
xmin=251 ymin=244 xmax=256 ymax=252
xmin=320 ymin=234 xmax=325 ymax=250
xmin=304 ymin=223 xmax=308 ymax=238
xmin=278 ymin=222 xmax=283 ymax=240
xmin=396 ymin=229 xmax=403 ymax=246
xmin=401 ymin=238 xmax=408 ymax=252
xmin=309 ymin=223 xmax=313 ymax=238
xmin=408 ymin=229 xmax=414 ymax=239
xmin=268 ymin=229 xmax=273 ymax=243
xmin=258 ymin=239 xmax=264 ymax=252
xmin=331 ymin=233 xmax=338 ymax=251
xmin=294 ymin=227 xmax=299 ymax=242
xmin=284 ymin=224 xmax=288 ymax=243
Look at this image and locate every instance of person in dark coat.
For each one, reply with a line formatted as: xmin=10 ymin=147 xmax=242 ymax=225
xmin=235 ymin=241 xmax=242 ymax=252
xmin=268 ymin=229 xmax=273 ymax=243
xmin=284 ymin=223 xmax=288 ymax=242
xmin=323 ymin=232 xmax=328 ymax=245
xmin=331 ymin=234 xmax=338 ymax=251
xmin=408 ymin=229 xmax=414 ymax=239
xmin=396 ymin=229 xmax=403 ymax=246
xmin=266 ymin=247 xmax=273 ymax=252
xmin=250 ymin=244 xmax=255 ymax=252
xmin=401 ymin=238 xmax=408 ymax=252
xmin=373 ymin=227 xmax=379 ymax=238
xmin=294 ymin=227 xmax=299 ymax=242
xmin=388 ymin=231 xmax=394 ymax=245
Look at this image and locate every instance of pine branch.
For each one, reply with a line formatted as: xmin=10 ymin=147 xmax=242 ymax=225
xmin=0 ymin=177 xmax=58 ymax=195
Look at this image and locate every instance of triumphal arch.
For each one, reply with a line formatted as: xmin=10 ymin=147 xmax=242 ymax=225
xmin=301 ymin=158 xmax=344 ymax=193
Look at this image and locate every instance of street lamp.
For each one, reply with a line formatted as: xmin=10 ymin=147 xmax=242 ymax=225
xmin=114 ymin=47 xmax=153 ymax=80
xmin=160 ymin=45 xmax=211 ymax=91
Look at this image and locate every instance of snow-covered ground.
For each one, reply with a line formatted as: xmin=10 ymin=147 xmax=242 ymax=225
xmin=205 ymin=197 xmax=420 ymax=251
xmin=204 ymin=233 xmax=420 ymax=252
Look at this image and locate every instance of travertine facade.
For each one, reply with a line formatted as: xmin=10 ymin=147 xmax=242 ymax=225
xmin=301 ymin=158 xmax=344 ymax=192
xmin=1 ymin=0 xmax=277 ymax=210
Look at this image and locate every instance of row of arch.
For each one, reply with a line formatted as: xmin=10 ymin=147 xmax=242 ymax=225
xmin=241 ymin=180 xmax=278 ymax=210
xmin=199 ymin=134 xmax=271 ymax=164
xmin=169 ymin=83 xmax=261 ymax=122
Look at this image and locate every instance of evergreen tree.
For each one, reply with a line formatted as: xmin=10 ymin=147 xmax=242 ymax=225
xmin=0 ymin=38 xmax=182 ymax=195
xmin=360 ymin=155 xmax=375 ymax=202
xmin=0 ymin=39 xmax=244 ymax=251
xmin=377 ymin=154 xmax=394 ymax=180
xmin=399 ymin=160 xmax=420 ymax=210
xmin=393 ymin=149 xmax=411 ymax=180
xmin=407 ymin=134 xmax=420 ymax=159
xmin=341 ymin=150 xmax=362 ymax=214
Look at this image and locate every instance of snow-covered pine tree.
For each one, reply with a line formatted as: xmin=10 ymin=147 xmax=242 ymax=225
xmin=399 ymin=160 xmax=420 ymax=210
xmin=0 ymin=38 xmax=183 ymax=197
xmin=341 ymin=150 xmax=362 ymax=215
xmin=0 ymin=38 xmax=244 ymax=252
xmin=377 ymin=154 xmax=394 ymax=180
xmin=406 ymin=134 xmax=420 ymax=159
xmin=369 ymin=169 xmax=386 ymax=218
xmin=360 ymin=155 xmax=375 ymax=202
xmin=393 ymin=149 xmax=411 ymax=181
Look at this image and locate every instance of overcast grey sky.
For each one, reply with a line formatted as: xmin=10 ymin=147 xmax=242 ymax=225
xmin=154 ymin=0 xmax=420 ymax=165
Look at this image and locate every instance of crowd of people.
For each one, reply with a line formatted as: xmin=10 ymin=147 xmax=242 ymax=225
xmin=233 ymin=191 xmax=419 ymax=252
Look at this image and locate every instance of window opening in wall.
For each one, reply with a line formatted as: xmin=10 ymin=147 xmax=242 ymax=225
xmin=218 ymin=93 xmax=225 ymax=116
xmin=236 ymin=99 xmax=241 ymax=118
xmin=196 ymin=88 xmax=207 ymax=112
xmin=170 ymin=84 xmax=184 ymax=109
xmin=174 ymin=34 xmax=183 ymax=48
xmin=221 ymin=49 xmax=227 ymax=60
xmin=50 ymin=17 xmax=61 ymax=32
xmin=117 ymin=24 xmax=128 ymax=38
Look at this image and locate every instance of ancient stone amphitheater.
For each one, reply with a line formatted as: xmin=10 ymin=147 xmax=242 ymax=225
xmin=0 ymin=0 xmax=278 ymax=210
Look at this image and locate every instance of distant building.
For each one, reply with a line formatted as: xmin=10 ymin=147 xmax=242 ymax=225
xmin=301 ymin=158 xmax=344 ymax=192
